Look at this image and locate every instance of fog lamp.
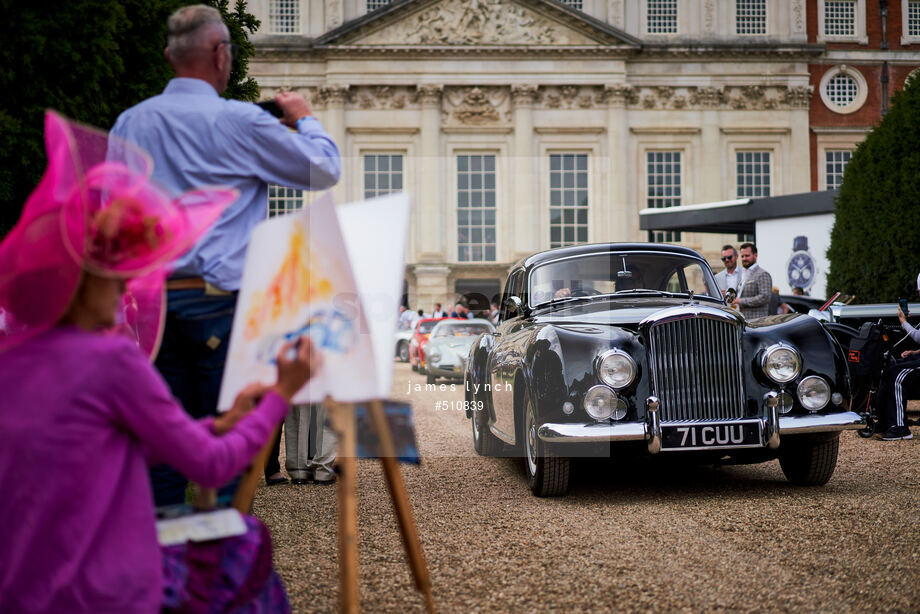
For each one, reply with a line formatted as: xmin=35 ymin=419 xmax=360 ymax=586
xmin=584 ymin=385 xmax=618 ymax=421
xmin=797 ymin=376 xmax=830 ymax=412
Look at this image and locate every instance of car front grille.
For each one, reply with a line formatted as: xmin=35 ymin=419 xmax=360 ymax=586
xmin=646 ymin=315 xmax=745 ymax=422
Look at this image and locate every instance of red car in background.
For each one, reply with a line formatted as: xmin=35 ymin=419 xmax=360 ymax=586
xmin=409 ymin=317 xmax=459 ymax=374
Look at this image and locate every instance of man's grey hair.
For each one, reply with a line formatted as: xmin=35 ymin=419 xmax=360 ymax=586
xmin=167 ymin=5 xmax=225 ymax=63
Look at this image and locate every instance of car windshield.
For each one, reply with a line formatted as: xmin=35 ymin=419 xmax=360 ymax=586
xmin=528 ymin=252 xmax=721 ymax=308
xmin=432 ymin=322 xmax=492 ymax=338
xmin=418 ymin=320 xmax=438 ymax=334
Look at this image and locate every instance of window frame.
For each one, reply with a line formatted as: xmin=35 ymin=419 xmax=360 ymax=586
xmin=644 ymin=0 xmax=680 ymax=36
xmin=537 ymin=136 xmax=600 ymax=252
xmin=818 ymin=65 xmax=868 ymax=115
xmin=734 ymin=0 xmax=768 ymax=36
xmin=901 ymin=0 xmax=920 ymax=44
xmin=817 ymin=0 xmax=868 ymax=44
xmin=267 ymin=0 xmax=302 ymax=35
xmin=361 ymin=152 xmax=406 ymax=199
xmin=453 ymin=151 xmax=500 ymax=264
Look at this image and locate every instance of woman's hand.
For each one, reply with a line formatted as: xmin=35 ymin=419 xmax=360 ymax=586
xmin=901 ymin=349 xmax=920 ymax=359
xmin=271 ymin=335 xmax=321 ymax=403
xmin=214 ymin=382 xmax=270 ymax=435
xmin=898 ymin=306 xmax=907 ymax=324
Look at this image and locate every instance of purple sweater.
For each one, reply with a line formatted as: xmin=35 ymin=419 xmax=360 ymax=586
xmin=0 ymin=327 xmax=288 ymax=613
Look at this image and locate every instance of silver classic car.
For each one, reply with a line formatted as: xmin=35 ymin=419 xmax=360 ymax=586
xmin=425 ymin=319 xmax=495 ymax=384
xmin=465 ymin=243 xmax=866 ymax=497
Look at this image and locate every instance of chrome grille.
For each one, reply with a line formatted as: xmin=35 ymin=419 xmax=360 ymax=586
xmin=647 ymin=315 xmax=744 ymax=422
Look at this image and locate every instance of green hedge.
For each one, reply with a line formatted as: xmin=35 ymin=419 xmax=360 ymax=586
xmin=0 ymin=0 xmax=259 ymax=236
xmin=826 ymin=76 xmax=920 ymax=304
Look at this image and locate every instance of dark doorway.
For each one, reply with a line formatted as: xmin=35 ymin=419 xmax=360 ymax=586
xmin=454 ymin=279 xmax=501 ymax=319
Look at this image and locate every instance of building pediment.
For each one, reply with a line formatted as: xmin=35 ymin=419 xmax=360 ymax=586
xmin=316 ymin=0 xmax=640 ymax=50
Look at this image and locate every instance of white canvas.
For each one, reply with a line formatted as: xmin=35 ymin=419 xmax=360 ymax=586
xmin=218 ymin=192 xmax=411 ymax=409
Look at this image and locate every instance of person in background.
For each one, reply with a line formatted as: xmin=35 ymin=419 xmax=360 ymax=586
xmin=431 ymin=302 xmax=448 ymax=318
xmin=877 ymin=273 xmax=920 ymax=440
xmin=398 ymin=305 xmax=414 ymax=329
xmin=714 ymin=244 xmax=742 ymax=298
xmin=451 ymin=302 xmax=473 ymax=319
xmin=111 ymin=4 xmax=340 ymax=505
xmin=792 ymin=286 xmax=805 ymax=296
xmin=285 ymin=403 xmax=337 ymax=485
xmin=732 ymin=242 xmax=773 ymax=319
xmin=489 ymin=301 xmax=500 ymax=325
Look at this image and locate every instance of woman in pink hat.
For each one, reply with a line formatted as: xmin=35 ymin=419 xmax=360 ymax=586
xmin=0 ymin=112 xmax=313 ymax=613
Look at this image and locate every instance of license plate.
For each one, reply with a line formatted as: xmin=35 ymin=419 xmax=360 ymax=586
xmin=660 ymin=420 xmax=763 ymax=451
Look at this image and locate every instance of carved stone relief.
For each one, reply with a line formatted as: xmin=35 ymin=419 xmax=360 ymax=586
xmin=444 ymin=86 xmax=510 ymax=125
xmin=325 ymin=0 xmax=343 ymax=30
xmin=791 ymin=0 xmax=806 ymax=33
xmin=607 ymin=0 xmax=624 ymax=30
xmin=356 ymin=0 xmax=594 ymax=46
xmin=295 ymin=84 xmax=813 ymax=114
xmin=702 ymin=0 xmax=716 ymax=34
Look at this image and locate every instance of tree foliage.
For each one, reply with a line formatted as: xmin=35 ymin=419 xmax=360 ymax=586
xmin=0 ymin=0 xmax=260 ymax=236
xmin=826 ymin=77 xmax=920 ymax=304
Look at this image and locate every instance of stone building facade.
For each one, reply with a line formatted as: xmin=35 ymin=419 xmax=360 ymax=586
xmin=245 ymin=0 xmax=915 ymax=311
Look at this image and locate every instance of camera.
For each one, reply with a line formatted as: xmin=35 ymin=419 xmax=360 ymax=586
xmin=255 ymin=100 xmax=283 ymax=118
xmin=898 ymin=297 xmax=910 ymax=317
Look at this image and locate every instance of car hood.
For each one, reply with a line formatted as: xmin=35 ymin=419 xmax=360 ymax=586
xmin=426 ymin=336 xmax=478 ymax=353
xmin=528 ymin=297 xmax=730 ymax=328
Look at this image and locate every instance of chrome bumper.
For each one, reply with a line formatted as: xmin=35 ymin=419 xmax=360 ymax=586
xmin=778 ymin=411 xmax=865 ymax=434
xmin=538 ymin=398 xmax=864 ymax=451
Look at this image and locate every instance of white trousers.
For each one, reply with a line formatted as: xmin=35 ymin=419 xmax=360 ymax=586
xmin=284 ymin=404 xmax=337 ymax=481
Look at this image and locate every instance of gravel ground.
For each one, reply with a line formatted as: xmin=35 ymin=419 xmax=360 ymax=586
xmin=254 ymin=361 xmax=920 ymax=613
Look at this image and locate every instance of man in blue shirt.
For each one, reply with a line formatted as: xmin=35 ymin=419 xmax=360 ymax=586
xmin=112 ymin=4 xmax=341 ymax=505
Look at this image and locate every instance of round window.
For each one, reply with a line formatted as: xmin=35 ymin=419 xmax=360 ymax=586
xmin=819 ymin=66 xmax=867 ymax=115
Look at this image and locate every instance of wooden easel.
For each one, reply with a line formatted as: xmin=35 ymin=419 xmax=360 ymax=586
xmin=230 ymin=400 xmax=436 ymax=614
xmin=326 ymin=398 xmax=436 ymax=614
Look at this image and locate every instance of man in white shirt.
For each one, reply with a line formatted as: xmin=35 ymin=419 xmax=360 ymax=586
xmin=714 ymin=245 xmax=743 ymax=297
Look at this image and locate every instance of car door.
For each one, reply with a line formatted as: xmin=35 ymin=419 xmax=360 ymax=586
xmin=490 ymin=269 xmax=524 ymax=443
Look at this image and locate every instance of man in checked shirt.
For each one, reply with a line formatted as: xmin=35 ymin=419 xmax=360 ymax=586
xmin=731 ymin=242 xmax=773 ymax=320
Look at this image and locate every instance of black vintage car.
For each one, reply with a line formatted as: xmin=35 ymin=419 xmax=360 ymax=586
xmin=465 ymin=243 xmax=865 ymax=497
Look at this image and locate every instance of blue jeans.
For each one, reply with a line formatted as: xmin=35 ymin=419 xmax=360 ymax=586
xmin=150 ymin=288 xmax=239 ymax=507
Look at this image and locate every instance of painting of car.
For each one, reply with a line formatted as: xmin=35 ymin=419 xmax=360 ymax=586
xmin=465 ymin=243 xmax=865 ymax=497
xmin=425 ymin=319 xmax=495 ymax=385
xmin=409 ymin=317 xmax=455 ymax=373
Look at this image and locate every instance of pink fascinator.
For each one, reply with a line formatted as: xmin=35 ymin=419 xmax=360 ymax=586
xmin=0 ymin=111 xmax=237 ymax=357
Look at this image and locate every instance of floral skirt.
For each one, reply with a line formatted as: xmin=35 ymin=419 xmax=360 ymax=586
xmin=162 ymin=515 xmax=291 ymax=613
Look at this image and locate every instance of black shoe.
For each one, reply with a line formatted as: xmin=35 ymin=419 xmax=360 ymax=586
xmin=290 ymin=477 xmax=311 ymax=485
xmin=313 ymin=477 xmax=336 ymax=486
xmin=881 ymin=426 xmax=914 ymax=441
xmin=265 ymin=474 xmax=289 ymax=486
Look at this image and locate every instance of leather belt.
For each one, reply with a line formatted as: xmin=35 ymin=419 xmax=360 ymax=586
xmin=165 ymin=277 xmax=233 ymax=296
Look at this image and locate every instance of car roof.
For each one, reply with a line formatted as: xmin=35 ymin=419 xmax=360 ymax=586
xmin=513 ymin=242 xmax=708 ymax=271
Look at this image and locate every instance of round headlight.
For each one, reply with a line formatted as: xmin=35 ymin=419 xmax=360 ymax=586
xmin=584 ymin=386 xmax=618 ymax=421
xmin=427 ymin=350 xmax=441 ymax=363
xmin=761 ymin=344 xmax=801 ymax=383
xmin=597 ymin=350 xmax=637 ymax=390
xmin=797 ymin=376 xmax=830 ymax=412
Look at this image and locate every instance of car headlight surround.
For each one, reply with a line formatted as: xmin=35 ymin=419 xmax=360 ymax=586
xmin=584 ymin=385 xmax=625 ymax=421
xmin=797 ymin=376 xmax=830 ymax=412
xmin=596 ymin=349 xmax=637 ymax=390
xmin=761 ymin=343 xmax=801 ymax=384
xmin=427 ymin=350 xmax=441 ymax=364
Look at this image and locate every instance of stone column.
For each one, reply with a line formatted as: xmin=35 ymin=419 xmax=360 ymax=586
xmin=318 ymin=85 xmax=349 ymax=202
xmin=603 ymin=85 xmax=632 ymax=241
xmin=787 ymin=86 xmax=813 ymax=193
xmin=417 ymin=84 xmax=444 ymax=262
xmin=511 ymin=84 xmax=538 ymax=258
xmin=412 ymin=265 xmax=451 ymax=314
xmin=693 ymin=86 xmax=725 ymax=204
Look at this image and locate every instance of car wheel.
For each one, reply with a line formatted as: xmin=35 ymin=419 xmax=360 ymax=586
xmin=471 ymin=386 xmax=503 ymax=457
xmin=779 ymin=432 xmax=840 ymax=486
xmin=427 ymin=373 xmax=436 ymax=385
xmin=397 ymin=341 xmax=409 ymax=362
xmin=522 ymin=393 xmax=570 ymax=497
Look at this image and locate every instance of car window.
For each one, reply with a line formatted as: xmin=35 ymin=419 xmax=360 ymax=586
xmin=433 ymin=323 xmax=492 ymax=338
xmin=418 ymin=320 xmax=437 ymax=334
xmin=501 ymin=270 xmax=524 ymax=320
xmin=529 ymin=252 xmax=720 ymax=307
